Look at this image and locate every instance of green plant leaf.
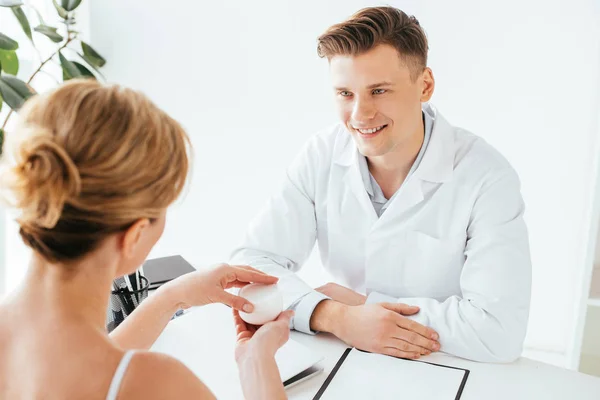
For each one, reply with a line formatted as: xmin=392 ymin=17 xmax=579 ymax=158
xmin=0 ymin=75 xmax=36 ymax=110
xmin=59 ymin=52 xmax=81 ymax=80
xmin=61 ymin=0 xmax=82 ymax=11
xmin=0 ymin=0 xmax=23 ymax=7
xmin=77 ymin=53 xmax=105 ymax=80
xmin=72 ymin=61 xmax=95 ymax=79
xmin=63 ymin=63 xmax=93 ymax=80
xmin=11 ymin=6 xmax=32 ymax=42
xmin=0 ymin=32 xmax=19 ymax=51
xmin=52 ymin=0 xmax=68 ymax=19
xmin=34 ymin=25 xmax=63 ymax=43
xmin=0 ymin=49 xmax=18 ymax=75
xmin=0 ymin=91 xmax=3 ymax=112
xmin=81 ymin=42 xmax=105 ymax=67
xmin=0 ymin=128 xmax=4 ymax=156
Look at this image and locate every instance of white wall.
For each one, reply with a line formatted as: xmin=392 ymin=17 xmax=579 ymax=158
xmin=2 ymin=0 xmax=593 ymax=356
xmin=0 ymin=0 xmax=92 ymax=295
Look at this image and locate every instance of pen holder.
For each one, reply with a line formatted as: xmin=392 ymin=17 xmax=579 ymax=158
xmin=106 ymin=275 xmax=149 ymax=333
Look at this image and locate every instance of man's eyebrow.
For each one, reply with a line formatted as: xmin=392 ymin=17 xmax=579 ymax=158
xmin=333 ymin=82 xmax=394 ymax=91
xmin=366 ymin=81 xmax=393 ymax=89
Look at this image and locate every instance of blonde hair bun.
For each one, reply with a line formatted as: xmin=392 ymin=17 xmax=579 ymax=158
xmin=7 ymin=126 xmax=82 ymax=229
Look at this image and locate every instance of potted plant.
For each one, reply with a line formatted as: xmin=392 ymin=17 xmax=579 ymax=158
xmin=0 ymin=0 xmax=107 ymax=154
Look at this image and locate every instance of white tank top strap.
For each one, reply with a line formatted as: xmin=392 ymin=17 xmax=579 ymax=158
xmin=106 ymin=350 xmax=137 ymax=400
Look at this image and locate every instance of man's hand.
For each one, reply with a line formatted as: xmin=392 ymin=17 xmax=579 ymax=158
xmin=315 ymin=282 xmax=367 ymax=306
xmin=312 ymin=301 xmax=440 ymax=359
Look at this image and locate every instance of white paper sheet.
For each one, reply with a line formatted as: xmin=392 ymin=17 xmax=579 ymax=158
xmin=318 ymin=349 xmax=467 ymax=400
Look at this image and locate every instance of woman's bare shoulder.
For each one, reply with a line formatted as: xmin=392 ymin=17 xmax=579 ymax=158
xmin=118 ymin=351 xmax=216 ymax=400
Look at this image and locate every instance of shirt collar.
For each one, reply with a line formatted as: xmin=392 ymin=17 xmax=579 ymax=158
xmin=357 ymin=109 xmax=434 ymax=201
xmin=334 ymin=103 xmax=455 ymax=184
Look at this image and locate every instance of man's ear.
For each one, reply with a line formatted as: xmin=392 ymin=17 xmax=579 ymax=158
xmin=420 ymin=67 xmax=435 ymax=102
xmin=121 ymin=218 xmax=151 ymax=260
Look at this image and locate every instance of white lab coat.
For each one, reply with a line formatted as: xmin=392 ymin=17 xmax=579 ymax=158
xmin=231 ymin=104 xmax=532 ymax=363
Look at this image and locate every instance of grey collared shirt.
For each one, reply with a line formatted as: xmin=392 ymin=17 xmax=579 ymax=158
xmin=357 ymin=111 xmax=433 ymax=217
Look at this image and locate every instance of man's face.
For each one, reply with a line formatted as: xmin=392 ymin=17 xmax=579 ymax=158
xmin=329 ymin=44 xmax=434 ymax=159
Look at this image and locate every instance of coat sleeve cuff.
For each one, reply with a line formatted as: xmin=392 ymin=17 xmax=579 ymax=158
xmin=291 ymin=291 xmax=330 ymax=335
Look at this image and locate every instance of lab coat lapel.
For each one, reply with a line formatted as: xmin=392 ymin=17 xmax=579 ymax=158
xmin=375 ymin=104 xmax=455 ymax=222
xmin=333 ymin=134 xmax=378 ymax=225
xmin=343 ymin=151 xmax=379 ymax=224
xmin=414 ymin=104 xmax=455 ymax=184
xmin=378 ymin=177 xmax=424 ymax=221
xmin=331 ymin=105 xmax=455 ymax=227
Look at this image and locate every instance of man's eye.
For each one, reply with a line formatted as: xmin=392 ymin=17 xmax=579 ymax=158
xmin=339 ymin=91 xmax=352 ymax=97
xmin=372 ymin=89 xmax=386 ymax=95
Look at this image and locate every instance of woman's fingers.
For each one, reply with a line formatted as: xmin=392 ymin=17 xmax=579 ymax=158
xmin=253 ymin=310 xmax=294 ymax=350
xmin=222 ymin=291 xmax=255 ymax=313
xmin=233 ymin=309 xmax=246 ymax=335
xmin=267 ymin=310 xmax=294 ymax=337
xmin=230 ymin=265 xmax=268 ymax=275
xmin=275 ymin=310 xmax=294 ymax=323
xmin=233 ymin=309 xmax=256 ymax=340
xmin=228 ymin=281 xmax=251 ymax=289
xmin=225 ymin=265 xmax=279 ymax=285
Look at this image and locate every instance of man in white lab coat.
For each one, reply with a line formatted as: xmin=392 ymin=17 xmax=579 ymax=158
xmin=231 ymin=6 xmax=532 ymax=363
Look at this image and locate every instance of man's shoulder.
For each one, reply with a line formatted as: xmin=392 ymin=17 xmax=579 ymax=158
xmin=453 ymin=127 xmax=515 ymax=176
xmin=429 ymin=105 xmax=515 ymax=177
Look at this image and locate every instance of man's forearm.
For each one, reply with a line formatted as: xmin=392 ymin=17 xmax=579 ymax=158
xmin=309 ymin=299 xmax=348 ymax=335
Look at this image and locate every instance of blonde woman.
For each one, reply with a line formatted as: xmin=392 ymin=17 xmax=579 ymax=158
xmin=0 ymin=80 xmax=291 ymax=400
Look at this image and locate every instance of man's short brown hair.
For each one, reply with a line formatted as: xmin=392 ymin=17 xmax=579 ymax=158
xmin=317 ymin=6 xmax=428 ymax=81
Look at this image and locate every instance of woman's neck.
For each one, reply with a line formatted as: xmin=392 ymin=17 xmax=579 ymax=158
xmin=13 ymin=247 xmax=120 ymax=334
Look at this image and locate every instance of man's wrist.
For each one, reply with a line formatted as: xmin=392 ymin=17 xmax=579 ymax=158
xmin=309 ymin=299 xmax=349 ymax=336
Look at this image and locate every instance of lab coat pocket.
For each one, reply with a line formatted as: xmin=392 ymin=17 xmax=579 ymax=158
xmin=401 ymin=231 xmax=466 ymax=299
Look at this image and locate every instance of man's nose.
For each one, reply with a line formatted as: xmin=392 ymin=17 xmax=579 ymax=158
xmin=351 ymin=97 xmax=377 ymax=122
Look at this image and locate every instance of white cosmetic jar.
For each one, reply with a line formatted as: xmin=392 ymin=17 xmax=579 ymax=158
xmin=238 ymin=283 xmax=284 ymax=325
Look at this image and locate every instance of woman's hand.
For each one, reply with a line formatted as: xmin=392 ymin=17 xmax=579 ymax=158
xmin=160 ymin=263 xmax=278 ymax=313
xmin=233 ymin=309 xmax=294 ymax=362
xmin=234 ymin=309 xmax=293 ymax=400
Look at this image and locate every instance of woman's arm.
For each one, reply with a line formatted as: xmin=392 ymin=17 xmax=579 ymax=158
xmin=237 ymin=348 xmax=286 ymax=400
xmin=109 ymin=283 xmax=181 ymax=349
xmin=110 ymin=264 xmax=278 ymax=350
xmin=234 ymin=309 xmax=293 ymax=400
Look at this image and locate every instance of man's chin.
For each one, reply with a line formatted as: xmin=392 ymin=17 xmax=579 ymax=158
xmin=356 ymin=145 xmax=385 ymax=159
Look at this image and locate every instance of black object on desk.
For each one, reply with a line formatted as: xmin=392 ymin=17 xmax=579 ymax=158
xmin=143 ymin=255 xmax=196 ymax=290
xmin=106 ymin=275 xmax=149 ymax=333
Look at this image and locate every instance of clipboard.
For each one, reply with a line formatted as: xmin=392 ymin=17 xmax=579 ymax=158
xmin=313 ymin=348 xmax=470 ymax=400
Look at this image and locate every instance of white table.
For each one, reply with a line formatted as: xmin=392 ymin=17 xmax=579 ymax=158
xmin=152 ymin=304 xmax=600 ymax=399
